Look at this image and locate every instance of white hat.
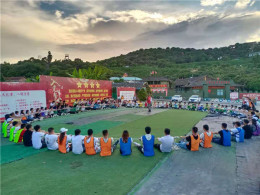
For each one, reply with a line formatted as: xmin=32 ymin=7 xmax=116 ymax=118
xmin=7 ymin=118 xmax=13 ymax=122
xmin=60 ymin=128 xmax=68 ymax=133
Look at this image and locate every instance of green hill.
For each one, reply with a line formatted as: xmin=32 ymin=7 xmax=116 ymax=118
xmin=1 ymin=42 xmax=260 ymax=91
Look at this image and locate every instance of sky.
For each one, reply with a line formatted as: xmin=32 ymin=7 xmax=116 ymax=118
xmin=1 ymin=0 xmax=260 ymax=63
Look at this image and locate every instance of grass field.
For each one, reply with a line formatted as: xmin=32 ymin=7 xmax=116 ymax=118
xmin=0 ymin=109 xmax=206 ymax=195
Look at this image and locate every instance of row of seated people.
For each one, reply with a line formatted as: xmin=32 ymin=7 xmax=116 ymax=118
xmin=2 ymin=115 xmax=260 ymax=156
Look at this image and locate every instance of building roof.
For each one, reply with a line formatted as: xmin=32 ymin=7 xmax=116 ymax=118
xmin=110 ymin=77 xmax=142 ymax=81
xmin=175 ymin=76 xmax=243 ymax=88
xmin=143 ymin=76 xmax=171 ymax=82
xmin=112 ymin=82 xmax=145 ymax=89
xmin=4 ymin=77 xmax=26 ymax=82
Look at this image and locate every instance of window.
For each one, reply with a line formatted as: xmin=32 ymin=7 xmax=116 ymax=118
xmin=217 ymin=89 xmax=224 ymax=96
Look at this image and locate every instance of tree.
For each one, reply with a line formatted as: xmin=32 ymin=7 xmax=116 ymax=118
xmin=46 ymin=51 xmax=53 ymax=70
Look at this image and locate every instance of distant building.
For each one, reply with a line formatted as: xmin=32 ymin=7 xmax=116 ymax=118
xmin=143 ymin=76 xmax=172 ymax=96
xmin=110 ymin=77 xmax=142 ymax=82
xmin=174 ymin=76 xmax=243 ymax=99
xmin=4 ymin=77 xmax=26 ymax=82
xmin=249 ymin=51 xmax=260 ymax=57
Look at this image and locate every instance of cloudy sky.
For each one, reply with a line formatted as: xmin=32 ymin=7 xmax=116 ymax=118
xmin=1 ymin=0 xmax=260 ymax=63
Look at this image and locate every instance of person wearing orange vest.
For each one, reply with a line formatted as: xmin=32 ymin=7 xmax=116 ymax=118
xmin=58 ymin=128 xmax=72 ymax=153
xmin=176 ymin=127 xmax=200 ymax=151
xmin=99 ymin=130 xmax=119 ymax=157
xmin=200 ymin=124 xmax=213 ymax=148
xmin=84 ymin=129 xmax=100 ymax=155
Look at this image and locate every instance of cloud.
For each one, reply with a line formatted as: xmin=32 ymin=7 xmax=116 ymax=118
xmin=235 ymin=0 xmax=255 ymax=9
xmin=201 ymin=0 xmax=227 ymax=6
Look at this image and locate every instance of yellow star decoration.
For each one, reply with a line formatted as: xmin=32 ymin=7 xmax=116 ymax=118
xmin=96 ymin=82 xmax=100 ymax=88
xmin=77 ymin=82 xmax=82 ymax=88
xmin=90 ymin=82 xmax=95 ymax=88
xmin=84 ymin=82 xmax=89 ymax=88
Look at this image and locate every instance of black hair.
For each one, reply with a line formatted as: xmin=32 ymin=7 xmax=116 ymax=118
xmin=34 ymin=125 xmax=41 ymax=131
xmin=145 ymin=126 xmax=151 ymax=134
xmin=222 ymin=123 xmax=227 ymax=129
xmin=15 ymin=111 xmax=19 ymax=114
xmin=26 ymin=110 xmax=29 ymax=113
xmin=88 ymin=129 xmax=93 ymax=136
xmin=235 ymin=121 xmax=241 ymax=127
xmin=251 ymin=111 xmax=255 ymax=115
xmin=21 ymin=124 xmax=26 ymax=129
xmin=10 ymin=112 xmax=14 ymax=116
xmin=5 ymin=114 xmax=10 ymax=120
xmin=26 ymin=124 xmax=32 ymax=130
xmin=164 ymin=128 xmax=170 ymax=135
xmin=203 ymin=124 xmax=209 ymax=131
xmin=12 ymin=121 xmax=18 ymax=126
xmin=102 ymin=129 xmax=108 ymax=136
xmin=20 ymin=110 xmax=24 ymax=115
xmin=48 ymin=127 xmax=54 ymax=133
xmin=75 ymin=129 xmax=81 ymax=136
xmin=244 ymin=119 xmax=249 ymax=124
xmin=30 ymin=108 xmax=33 ymax=111
xmin=192 ymin=127 xmax=198 ymax=133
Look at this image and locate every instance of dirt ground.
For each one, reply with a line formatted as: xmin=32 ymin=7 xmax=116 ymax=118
xmin=131 ymin=115 xmax=260 ymax=195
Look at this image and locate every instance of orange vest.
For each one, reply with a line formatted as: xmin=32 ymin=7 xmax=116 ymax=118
xmin=203 ymin=132 xmax=213 ymax=148
xmin=84 ymin=136 xmax=96 ymax=155
xmin=58 ymin=136 xmax=67 ymax=154
xmin=100 ymin=137 xmax=112 ymax=156
xmin=190 ymin=134 xmax=200 ymax=151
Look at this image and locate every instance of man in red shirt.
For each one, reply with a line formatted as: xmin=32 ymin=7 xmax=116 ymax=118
xmin=147 ymin=95 xmax=152 ymax=112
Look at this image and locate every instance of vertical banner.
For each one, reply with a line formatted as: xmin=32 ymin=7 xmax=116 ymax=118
xmin=40 ymin=76 xmax=112 ymax=106
xmin=117 ymin=87 xmax=136 ymax=100
xmin=230 ymin=92 xmax=239 ymax=100
xmin=0 ymin=90 xmax=46 ymax=119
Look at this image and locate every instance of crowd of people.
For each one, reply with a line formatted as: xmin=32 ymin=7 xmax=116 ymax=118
xmin=2 ymin=104 xmax=260 ymax=156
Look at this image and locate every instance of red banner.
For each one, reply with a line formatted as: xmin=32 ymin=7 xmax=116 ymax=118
xmin=40 ymin=76 xmax=112 ymax=106
xmin=239 ymin=93 xmax=260 ymax=101
xmin=149 ymin=84 xmax=167 ymax=88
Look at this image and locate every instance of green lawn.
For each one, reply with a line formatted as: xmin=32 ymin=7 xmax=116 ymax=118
xmin=1 ymin=109 xmax=206 ymax=195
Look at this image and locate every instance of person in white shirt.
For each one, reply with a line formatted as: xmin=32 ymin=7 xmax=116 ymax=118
xmin=154 ymin=128 xmax=174 ymax=152
xmin=71 ymin=129 xmax=85 ymax=154
xmin=45 ymin=127 xmax=59 ymax=150
xmin=32 ymin=125 xmax=47 ymax=149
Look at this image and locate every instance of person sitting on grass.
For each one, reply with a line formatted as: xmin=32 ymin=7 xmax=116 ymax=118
xmin=230 ymin=122 xmax=245 ymax=143
xmin=14 ymin=124 xmax=26 ymax=143
xmin=9 ymin=121 xmax=20 ymax=141
xmin=58 ymin=128 xmax=72 ymax=153
xmin=242 ymin=119 xmax=253 ymax=139
xmin=71 ymin=129 xmax=85 ymax=155
xmin=32 ymin=125 xmax=47 ymax=149
xmin=45 ymin=127 xmax=59 ymax=150
xmin=99 ymin=130 xmax=119 ymax=157
xmin=134 ymin=126 xmax=155 ymax=156
xmin=176 ymin=127 xmax=200 ymax=151
xmin=119 ymin=130 xmax=133 ymax=156
xmin=84 ymin=129 xmax=100 ymax=155
xmin=154 ymin=128 xmax=174 ymax=152
xmin=212 ymin=123 xmax=231 ymax=146
xmin=23 ymin=124 xmax=34 ymax=147
xmin=200 ymin=124 xmax=213 ymax=148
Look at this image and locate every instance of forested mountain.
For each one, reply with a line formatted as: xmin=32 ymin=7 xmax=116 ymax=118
xmin=1 ymin=42 xmax=260 ymax=91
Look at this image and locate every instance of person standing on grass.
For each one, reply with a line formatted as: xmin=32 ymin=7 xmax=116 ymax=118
xmin=84 ymin=129 xmax=100 ymax=155
xmin=99 ymin=130 xmax=119 ymax=157
xmin=14 ymin=124 xmax=26 ymax=143
xmin=200 ymin=124 xmax=213 ymax=148
xmin=23 ymin=124 xmax=34 ymax=147
xmin=71 ymin=129 xmax=85 ymax=154
xmin=176 ymin=127 xmax=200 ymax=151
xmin=134 ymin=126 xmax=155 ymax=156
xmin=119 ymin=130 xmax=133 ymax=156
xmin=154 ymin=128 xmax=174 ymax=152
xmin=32 ymin=125 xmax=47 ymax=149
xmin=231 ymin=122 xmax=245 ymax=142
xmin=147 ymin=95 xmax=152 ymax=112
xmin=58 ymin=128 xmax=72 ymax=153
xmin=45 ymin=127 xmax=59 ymax=150
xmin=212 ymin=123 xmax=231 ymax=146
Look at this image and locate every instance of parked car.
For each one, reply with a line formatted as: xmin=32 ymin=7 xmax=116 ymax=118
xmin=171 ymin=95 xmax=183 ymax=102
xmin=188 ymin=95 xmax=201 ymax=103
